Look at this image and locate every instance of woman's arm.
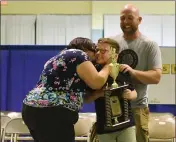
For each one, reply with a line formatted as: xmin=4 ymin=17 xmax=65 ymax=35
xmin=77 ymin=61 xmax=110 ymax=90
xmin=84 ymin=90 xmax=104 ymax=103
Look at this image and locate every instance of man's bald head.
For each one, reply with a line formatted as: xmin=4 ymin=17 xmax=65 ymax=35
xmin=119 ymin=4 xmax=142 ymax=37
xmin=120 ymin=4 xmax=140 ymax=18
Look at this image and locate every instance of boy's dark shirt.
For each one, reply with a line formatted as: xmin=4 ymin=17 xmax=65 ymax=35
xmin=94 ymin=64 xmax=135 ymax=134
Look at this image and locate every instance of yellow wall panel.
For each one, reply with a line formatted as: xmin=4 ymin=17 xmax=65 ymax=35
xmin=171 ymin=64 xmax=176 ymax=74
xmin=1 ymin=1 xmax=92 ymax=14
xmin=162 ymin=64 xmax=170 ymax=74
xmin=1 ymin=1 xmax=175 ymax=29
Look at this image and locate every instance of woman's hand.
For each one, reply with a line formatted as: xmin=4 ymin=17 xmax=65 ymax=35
xmin=84 ymin=89 xmax=104 ymax=103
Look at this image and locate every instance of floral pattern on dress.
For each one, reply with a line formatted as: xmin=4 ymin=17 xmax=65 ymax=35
xmin=23 ymin=49 xmax=89 ymax=111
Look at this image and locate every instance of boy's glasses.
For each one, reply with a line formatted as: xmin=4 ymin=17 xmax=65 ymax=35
xmin=96 ymin=48 xmax=109 ymax=54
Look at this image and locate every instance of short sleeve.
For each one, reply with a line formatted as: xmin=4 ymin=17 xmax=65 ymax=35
xmin=62 ymin=49 xmax=90 ymax=66
xmin=147 ymin=41 xmax=162 ymax=70
xmin=74 ymin=50 xmax=90 ymax=65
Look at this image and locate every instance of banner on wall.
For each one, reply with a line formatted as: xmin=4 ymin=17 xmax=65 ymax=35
xmin=0 ymin=45 xmax=95 ymax=113
xmin=171 ymin=64 xmax=176 ymax=74
xmin=0 ymin=45 xmax=175 ymax=115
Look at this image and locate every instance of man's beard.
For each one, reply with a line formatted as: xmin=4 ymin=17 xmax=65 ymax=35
xmin=121 ymin=26 xmax=137 ymax=35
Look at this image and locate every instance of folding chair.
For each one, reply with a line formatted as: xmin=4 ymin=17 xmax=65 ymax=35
xmin=7 ymin=112 xmax=22 ymax=119
xmin=0 ymin=115 xmax=11 ymax=141
xmin=74 ymin=116 xmax=94 ymax=142
xmin=1 ymin=111 xmax=11 ymax=116
xmin=149 ymin=113 xmax=175 ymax=142
xmin=2 ymin=117 xmax=33 ymax=142
xmin=87 ymin=122 xmax=99 ymax=142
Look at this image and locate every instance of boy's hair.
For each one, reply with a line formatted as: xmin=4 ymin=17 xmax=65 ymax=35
xmin=97 ymin=38 xmax=120 ymax=54
xmin=68 ymin=37 xmax=96 ymax=52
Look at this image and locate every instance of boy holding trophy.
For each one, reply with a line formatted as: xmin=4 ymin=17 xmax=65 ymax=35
xmin=84 ymin=38 xmax=137 ymax=142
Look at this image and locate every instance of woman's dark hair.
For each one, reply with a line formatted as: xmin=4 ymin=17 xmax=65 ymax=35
xmin=67 ymin=37 xmax=96 ymax=52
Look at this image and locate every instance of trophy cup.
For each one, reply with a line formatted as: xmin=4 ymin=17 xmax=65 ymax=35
xmin=109 ymin=47 xmax=120 ymax=89
xmin=103 ymin=47 xmax=131 ymax=131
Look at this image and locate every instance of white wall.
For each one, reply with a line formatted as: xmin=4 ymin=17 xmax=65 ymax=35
xmin=104 ymin=14 xmax=175 ymax=47
xmin=148 ymin=47 xmax=175 ymax=104
xmin=1 ymin=15 xmax=92 ymax=45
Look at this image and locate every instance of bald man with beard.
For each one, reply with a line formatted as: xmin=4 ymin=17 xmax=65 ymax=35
xmin=110 ymin=4 xmax=162 ymax=142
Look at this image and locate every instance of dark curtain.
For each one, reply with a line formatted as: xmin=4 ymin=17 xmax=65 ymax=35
xmin=0 ymin=45 xmax=175 ymax=115
xmin=0 ymin=45 xmax=94 ymax=112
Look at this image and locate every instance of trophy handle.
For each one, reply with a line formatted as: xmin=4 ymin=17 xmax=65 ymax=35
xmin=104 ymin=91 xmax=112 ymax=127
xmin=123 ymin=99 xmax=129 ymax=121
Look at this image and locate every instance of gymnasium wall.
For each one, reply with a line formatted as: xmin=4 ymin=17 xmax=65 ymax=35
xmin=1 ymin=1 xmax=175 ymax=41
xmin=1 ymin=1 xmax=175 ymax=114
xmin=1 ymin=1 xmax=92 ymax=14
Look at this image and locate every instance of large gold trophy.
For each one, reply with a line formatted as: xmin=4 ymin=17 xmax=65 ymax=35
xmin=104 ymin=47 xmax=130 ymax=131
xmin=108 ymin=47 xmax=122 ymax=122
xmin=89 ymin=48 xmax=138 ymax=142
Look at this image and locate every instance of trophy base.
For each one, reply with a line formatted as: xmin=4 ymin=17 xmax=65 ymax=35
xmin=104 ymin=84 xmax=131 ymax=131
xmin=104 ymin=84 xmax=128 ymax=91
xmin=104 ymin=119 xmax=131 ymax=131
